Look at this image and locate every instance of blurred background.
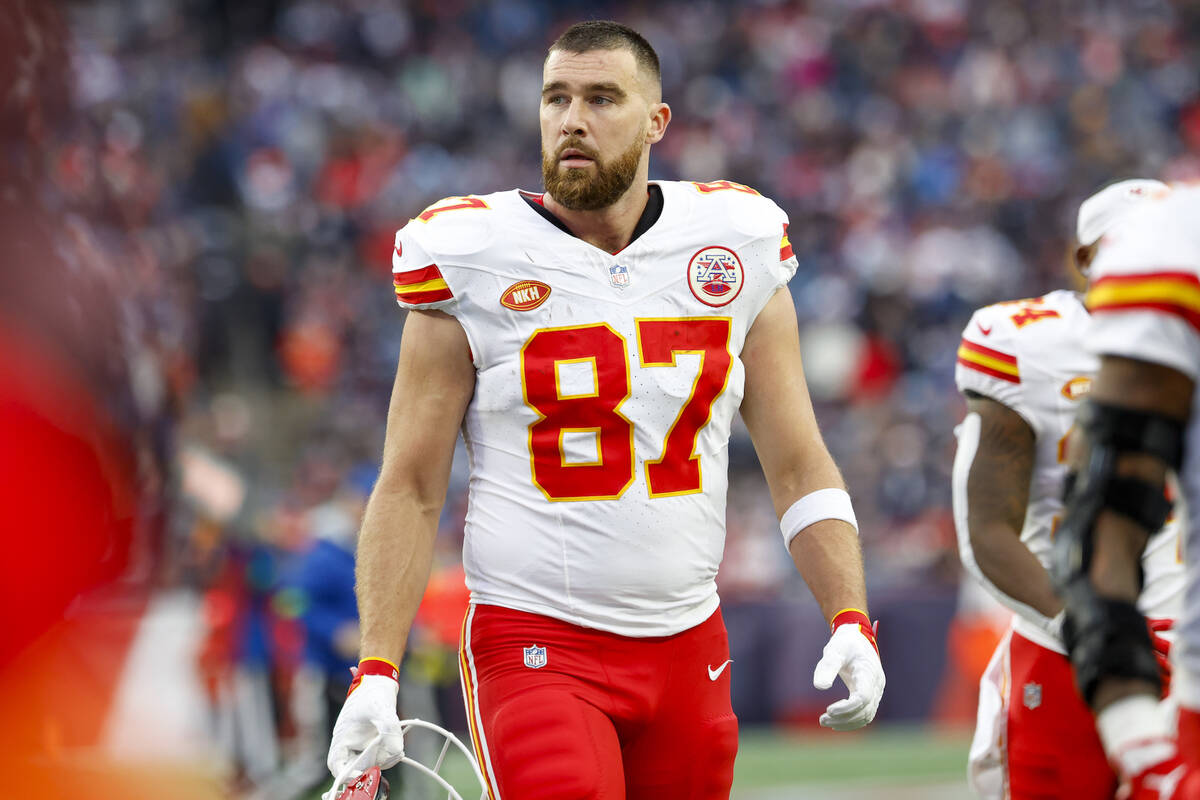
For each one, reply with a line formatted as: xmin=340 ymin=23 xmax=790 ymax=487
xmin=3 ymin=0 xmax=1200 ymax=797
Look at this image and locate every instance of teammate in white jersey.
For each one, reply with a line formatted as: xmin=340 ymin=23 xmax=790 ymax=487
xmin=953 ymin=180 xmax=1184 ymax=798
xmin=325 ymin=20 xmax=885 ymax=799
xmin=1052 ymin=182 xmax=1200 ymax=799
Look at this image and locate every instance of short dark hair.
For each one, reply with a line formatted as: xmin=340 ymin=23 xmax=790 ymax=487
xmin=548 ymin=20 xmax=661 ymax=86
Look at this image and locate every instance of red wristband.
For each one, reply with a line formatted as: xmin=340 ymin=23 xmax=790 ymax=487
xmin=831 ymin=608 xmax=879 ymax=655
xmin=347 ymin=656 xmax=400 ymax=696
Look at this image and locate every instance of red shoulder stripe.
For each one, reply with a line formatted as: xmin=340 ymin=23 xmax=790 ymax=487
xmin=957 ymin=356 xmax=1020 ymax=384
xmin=393 ymin=264 xmax=444 ymax=288
xmin=1087 ymin=271 xmax=1200 ymax=335
xmin=959 ymin=338 xmax=1017 ymax=366
xmin=396 ymin=287 xmax=455 ymax=305
xmin=777 ymin=224 xmax=796 ymax=261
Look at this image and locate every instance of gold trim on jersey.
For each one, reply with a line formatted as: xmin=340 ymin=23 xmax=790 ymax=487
xmin=553 ymin=356 xmax=600 ymax=399
xmin=558 ymin=427 xmax=603 ymax=468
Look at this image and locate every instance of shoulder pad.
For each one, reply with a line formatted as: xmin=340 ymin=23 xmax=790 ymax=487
xmin=1090 ymin=187 xmax=1200 ymax=282
xmin=406 ymin=194 xmax=497 ymax=257
xmin=688 ymin=180 xmax=788 ymax=239
xmin=968 ymin=292 xmax=1074 ymax=346
xmin=956 ymin=304 xmax=1021 ymax=390
xmin=392 ymin=226 xmax=456 ymax=311
xmin=1087 ymin=191 xmax=1200 ymax=326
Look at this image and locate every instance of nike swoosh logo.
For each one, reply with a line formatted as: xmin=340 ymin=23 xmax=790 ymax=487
xmin=977 ymin=322 xmax=993 ymax=336
xmin=707 ymin=659 xmax=733 ymax=681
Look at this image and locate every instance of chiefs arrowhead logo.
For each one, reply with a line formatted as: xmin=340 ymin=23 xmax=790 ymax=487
xmin=501 ymin=280 xmax=551 ymax=311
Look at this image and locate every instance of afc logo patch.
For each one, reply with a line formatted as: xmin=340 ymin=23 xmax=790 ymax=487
xmin=1023 ymin=682 xmax=1042 ymax=710
xmin=523 ymin=644 xmax=547 ymax=669
xmin=688 ymin=246 xmax=744 ymax=307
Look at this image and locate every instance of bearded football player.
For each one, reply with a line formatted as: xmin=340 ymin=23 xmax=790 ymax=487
xmin=325 ymin=20 xmax=885 ymax=800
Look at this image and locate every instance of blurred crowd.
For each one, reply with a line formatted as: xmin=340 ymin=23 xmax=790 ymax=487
xmin=28 ymin=0 xmax=1200 ymax=792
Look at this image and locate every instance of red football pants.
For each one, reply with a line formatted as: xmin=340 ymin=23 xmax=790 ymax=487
xmin=458 ymin=603 xmax=738 ymax=800
xmin=1006 ymin=631 xmax=1116 ymax=799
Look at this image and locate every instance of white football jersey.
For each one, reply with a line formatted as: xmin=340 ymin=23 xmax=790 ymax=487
xmin=390 ymin=180 xmax=798 ymax=637
xmin=1084 ymin=184 xmax=1200 ymax=702
xmin=955 ymin=289 xmax=1183 ymax=652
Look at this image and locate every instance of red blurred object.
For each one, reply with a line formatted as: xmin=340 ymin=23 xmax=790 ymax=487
xmin=1180 ymin=101 xmax=1200 ymax=154
xmin=853 ymin=334 xmax=901 ymax=399
xmin=414 ymin=564 xmax=471 ymax=648
xmin=279 ymin=318 xmax=342 ymax=392
xmin=0 ymin=1 xmax=182 ymax=794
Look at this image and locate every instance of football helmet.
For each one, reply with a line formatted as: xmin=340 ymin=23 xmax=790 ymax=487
xmin=1077 ymin=179 xmax=1169 ymax=246
xmin=327 ymin=719 xmax=487 ymax=800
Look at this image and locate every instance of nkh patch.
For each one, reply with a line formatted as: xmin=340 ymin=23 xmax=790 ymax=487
xmin=1023 ymin=682 xmax=1042 ymax=710
xmin=523 ymin=644 xmax=547 ymax=669
xmin=609 ymin=263 xmax=630 ymax=288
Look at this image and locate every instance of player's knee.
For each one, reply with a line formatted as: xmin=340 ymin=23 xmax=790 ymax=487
xmin=697 ymin=712 xmax=738 ymax=764
xmin=692 ymin=713 xmax=738 ymax=796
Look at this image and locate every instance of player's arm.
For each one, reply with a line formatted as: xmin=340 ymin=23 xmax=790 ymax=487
xmin=739 ymin=289 xmax=883 ymax=734
xmin=326 ymin=308 xmax=474 ymax=785
xmin=356 ymin=308 xmax=475 ymax=666
xmin=954 ymin=393 xmax=1062 ymax=621
xmin=740 ymin=288 xmax=865 ymax=621
xmin=1051 ymin=354 xmax=1195 ymax=793
xmin=1065 ymin=355 xmax=1193 ymax=710
xmin=741 ymin=288 xmax=884 ymax=731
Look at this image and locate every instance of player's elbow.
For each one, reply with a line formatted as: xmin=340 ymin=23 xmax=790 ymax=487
xmin=371 ymin=464 xmax=448 ymax=520
xmin=965 ymin=520 xmax=1013 ymax=581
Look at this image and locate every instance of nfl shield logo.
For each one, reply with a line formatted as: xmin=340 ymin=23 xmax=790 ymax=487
xmin=609 ymin=263 xmax=630 ymax=288
xmin=523 ymin=644 xmax=547 ymax=669
xmin=1023 ymin=682 xmax=1042 ymax=710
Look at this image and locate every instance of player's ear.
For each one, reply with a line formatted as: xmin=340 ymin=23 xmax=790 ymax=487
xmin=646 ymin=102 xmax=670 ymax=145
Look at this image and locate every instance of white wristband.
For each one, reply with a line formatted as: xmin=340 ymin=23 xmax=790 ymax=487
xmin=780 ymin=488 xmax=858 ymax=547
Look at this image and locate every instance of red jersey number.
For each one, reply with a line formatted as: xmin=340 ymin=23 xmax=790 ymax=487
xmin=638 ymin=319 xmax=733 ymax=497
xmin=521 ymin=324 xmax=634 ymax=501
xmin=520 ymin=319 xmax=733 ymax=501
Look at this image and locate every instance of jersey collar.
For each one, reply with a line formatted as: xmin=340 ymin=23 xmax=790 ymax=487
xmin=519 ymin=184 xmax=664 ymax=255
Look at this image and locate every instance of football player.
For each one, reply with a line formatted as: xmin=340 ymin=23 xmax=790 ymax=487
xmin=953 ymin=179 xmax=1184 ymax=798
xmin=325 ymin=19 xmax=885 ymax=800
xmin=1053 ymin=182 xmax=1200 ymax=799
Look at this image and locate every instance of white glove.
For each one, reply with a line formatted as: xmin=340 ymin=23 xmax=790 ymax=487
xmin=812 ymin=614 xmax=885 ymax=731
xmin=327 ymin=673 xmax=406 ymax=786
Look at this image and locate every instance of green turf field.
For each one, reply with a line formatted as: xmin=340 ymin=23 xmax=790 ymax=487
xmin=354 ymin=723 xmax=973 ymax=799
xmin=731 ymin=725 xmax=971 ymax=798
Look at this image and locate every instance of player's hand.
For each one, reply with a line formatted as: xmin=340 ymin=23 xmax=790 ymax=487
xmin=327 ymin=659 xmax=406 ymax=789
xmin=813 ymin=609 xmax=885 ymax=731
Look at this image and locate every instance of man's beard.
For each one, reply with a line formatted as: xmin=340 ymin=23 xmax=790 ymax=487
xmin=542 ymin=131 xmax=644 ymax=211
